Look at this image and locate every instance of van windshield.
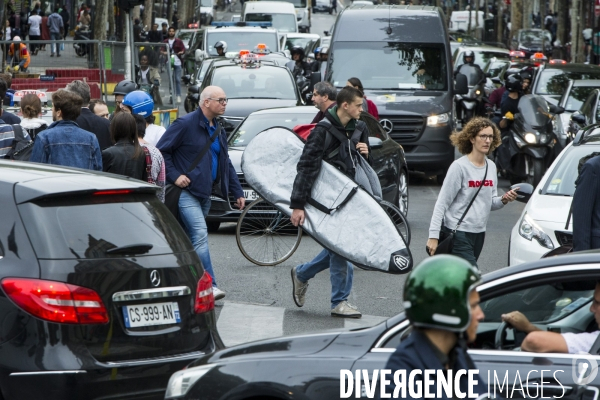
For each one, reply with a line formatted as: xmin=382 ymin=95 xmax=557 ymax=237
xmin=245 ymin=13 xmax=297 ymax=33
xmin=206 ymin=31 xmax=278 ymax=55
xmin=254 ymin=0 xmax=308 ymax=8
xmin=330 ymin=42 xmax=448 ymax=91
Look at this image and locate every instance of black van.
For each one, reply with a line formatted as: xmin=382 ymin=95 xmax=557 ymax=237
xmin=326 ymin=5 xmax=460 ymax=182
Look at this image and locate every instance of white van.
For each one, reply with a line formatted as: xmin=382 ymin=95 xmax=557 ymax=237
xmin=242 ymin=1 xmax=298 ymax=33
xmin=449 ymin=11 xmax=492 ymax=32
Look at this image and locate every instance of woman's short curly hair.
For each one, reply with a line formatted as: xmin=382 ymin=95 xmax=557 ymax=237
xmin=450 ymin=117 xmax=501 ymax=155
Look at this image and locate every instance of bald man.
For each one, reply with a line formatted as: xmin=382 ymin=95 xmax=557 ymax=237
xmin=157 ymin=86 xmax=244 ymax=301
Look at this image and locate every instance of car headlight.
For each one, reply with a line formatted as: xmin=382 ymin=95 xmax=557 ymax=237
xmin=524 ymin=132 xmax=537 ymax=143
xmin=427 ymin=113 xmax=449 ymax=126
xmin=519 ymin=213 xmax=554 ymax=249
xmin=165 ymin=364 xmax=216 ymax=399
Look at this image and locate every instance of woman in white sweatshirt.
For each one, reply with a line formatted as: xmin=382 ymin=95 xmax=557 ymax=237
xmin=426 ymin=117 xmax=519 ymax=267
xmin=19 ymin=93 xmax=48 ymax=140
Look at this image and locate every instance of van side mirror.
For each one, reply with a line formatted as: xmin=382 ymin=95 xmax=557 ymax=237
xmin=455 ymin=73 xmax=468 ymax=95
xmin=368 ymin=137 xmax=383 ymax=149
xmin=549 ymin=104 xmax=565 ymax=115
xmin=572 ymin=112 xmax=586 ymax=126
xmin=511 ymin=183 xmax=534 ymax=203
xmin=189 ymin=85 xmax=199 ymax=94
xmin=324 ymin=30 xmax=330 ymax=36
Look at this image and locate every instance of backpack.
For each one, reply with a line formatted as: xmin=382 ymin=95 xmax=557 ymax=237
xmin=6 ymin=125 xmax=35 ymax=161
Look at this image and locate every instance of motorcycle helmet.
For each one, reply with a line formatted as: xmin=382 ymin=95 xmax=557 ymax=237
xmin=290 ymin=46 xmax=305 ymax=60
xmin=503 ymin=68 xmax=521 ymax=81
xmin=314 ymin=47 xmax=322 ymax=56
xmin=505 ymin=74 xmax=523 ymax=92
xmin=214 ymin=41 xmax=227 ymax=54
xmin=462 ymin=50 xmax=475 ymax=64
xmin=404 ymin=255 xmax=481 ymax=332
xmin=520 ymin=67 xmax=533 ymax=81
xmin=122 ymin=90 xmax=154 ymax=117
xmin=113 ymin=80 xmax=138 ymax=96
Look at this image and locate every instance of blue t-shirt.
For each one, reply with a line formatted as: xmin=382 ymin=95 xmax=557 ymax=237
xmin=0 ymin=110 xmax=20 ymax=125
xmin=203 ymin=115 xmax=221 ymax=182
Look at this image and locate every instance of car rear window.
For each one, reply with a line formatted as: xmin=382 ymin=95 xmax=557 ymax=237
xmin=19 ymin=194 xmax=191 ymax=259
xmin=229 ymin=111 xmax=315 ymax=147
xmin=542 ymin=145 xmax=600 ymax=196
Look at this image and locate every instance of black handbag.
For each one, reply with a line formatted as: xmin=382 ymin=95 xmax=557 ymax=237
xmin=431 ymin=161 xmax=488 ymax=256
xmin=164 ymin=125 xmax=221 ymax=220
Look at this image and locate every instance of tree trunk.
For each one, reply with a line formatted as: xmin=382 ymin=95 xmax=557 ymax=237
xmin=167 ymin=0 xmax=174 ymax=27
xmin=496 ymin=0 xmax=504 ymax=43
xmin=523 ymin=0 xmax=533 ymax=29
xmin=511 ymin=0 xmax=523 ymax=44
xmin=143 ymin=0 xmax=153 ymax=28
xmin=539 ymin=0 xmax=546 ymax=27
xmin=179 ymin=0 xmax=189 ymax=29
xmin=188 ymin=0 xmax=196 ymax=27
xmin=556 ymin=0 xmax=567 ymax=57
xmin=571 ymin=0 xmax=583 ymax=62
xmin=108 ymin=3 xmax=116 ymax=40
xmin=94 ymin=0 xmax=109 ymax=41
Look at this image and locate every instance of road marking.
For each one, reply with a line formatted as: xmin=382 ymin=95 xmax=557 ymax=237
xmin=217 ymin=301 xmax=388 ymax=347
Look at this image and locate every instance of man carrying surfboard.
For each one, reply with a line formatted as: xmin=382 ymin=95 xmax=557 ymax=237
xmin=290 ymin=86 xmax=370 ymax=318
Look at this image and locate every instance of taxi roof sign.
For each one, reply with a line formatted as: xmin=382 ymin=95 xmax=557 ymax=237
xmin=211 ymin=21 xmax=272 ymax=28
xmin=13 ymin=90 xmax=48 ymax=103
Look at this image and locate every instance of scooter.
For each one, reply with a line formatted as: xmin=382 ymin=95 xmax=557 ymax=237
xmin=73 ymin=24 xmax=92 ymax=57
xmin=454 ymin=64 xmax=487 ymax=123
xmin=495 ymin=94 xmax=564 ymax=187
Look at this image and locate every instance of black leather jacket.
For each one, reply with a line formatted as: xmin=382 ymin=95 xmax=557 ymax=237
xmin=102 ymin=140 xmax=148 ymax=181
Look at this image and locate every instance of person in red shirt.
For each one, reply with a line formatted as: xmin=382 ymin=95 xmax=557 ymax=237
xmin=346 ymin=77 xmax=379 ymax=120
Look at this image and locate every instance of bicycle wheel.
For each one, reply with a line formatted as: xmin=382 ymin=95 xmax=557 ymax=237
xmin=236 ymin=198 xmax=302 ymax=266
xmin=379 ymin=200 xmax=411 ymax=246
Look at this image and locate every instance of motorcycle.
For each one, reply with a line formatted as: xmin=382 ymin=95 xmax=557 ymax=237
xmin=495 ymin=94 xmax=564 ymax=187
xmin=454 ymin=64 xmax=487 ymax=123
xmin=286 ymin=60 xmax=312 ymax=103
xmin=73 ymin=24 xmax=92 ymax=57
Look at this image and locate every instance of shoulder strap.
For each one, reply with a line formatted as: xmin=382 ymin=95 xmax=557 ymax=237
xmin=184 ymin=124 xmax=221 ymax=175
xmin=454 ymin=160 xmax=488 ymax=232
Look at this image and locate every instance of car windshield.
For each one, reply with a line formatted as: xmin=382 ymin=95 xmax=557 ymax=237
xmin=517 ymin=94 xmax=552 ymax=127
xmin=565 ymin=86 xmax=600 ymax=112
xmin=206 ymin=31 xmax=278 ymax=55
xmin=519 ymin=30 xmax=552 ymax=43
xmin=18 ymin=194 xmax=190 ymax=259
xmin=484 ymin=60 xmax=508 ymax=78
xmin=229 ymin=111 xmax=315 ymax=147
xmin=254 ymin=0 xmax=308 ymax=7
xmin=212 ymin=66 xmax=297 ymax=99
xmin=542 ymin=144 xmax=600 ymax=196
xmin=177 ymin=31 xmax=195 ymax=44
xmin=481 ymin=281 xmax=593 ymax=324
xmin=285 ymin=37 xmax=317 ymax=51
xmin=245 ymin=13 xmax=297 ymax=33
xmin=535 ymin=69 xmax=600 ymax=97
xmin=330 ymin=42 xmax=448 ymax=90
xmin=455 ymin=50 xmax=510 ymax=69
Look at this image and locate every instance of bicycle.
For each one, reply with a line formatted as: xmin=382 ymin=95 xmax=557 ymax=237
xmin=236 ymin=198 xmax=410 ymax=266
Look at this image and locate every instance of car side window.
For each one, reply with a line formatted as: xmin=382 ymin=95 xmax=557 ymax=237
xmin=596 ymin=97 xmax=600 ymax=122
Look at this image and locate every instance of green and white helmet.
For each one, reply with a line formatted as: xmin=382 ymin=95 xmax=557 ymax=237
xmin=403 ymin=255 xmax=481 ymax=332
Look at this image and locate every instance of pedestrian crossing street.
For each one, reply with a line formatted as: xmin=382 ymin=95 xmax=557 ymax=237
xmin=215 ymin=301 xmax=389 ymax=347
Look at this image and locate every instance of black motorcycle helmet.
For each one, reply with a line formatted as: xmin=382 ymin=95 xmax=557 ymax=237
xmin=520 ymin=67 xmax=533 ymax=81
xmin=113 ymin=80 xmax=138 ymax=96
xmin=290 ymin=46 xmax=305 ymax=61
xmin=505 ymin=74 xmax=523 ymax=93
xmin=462 ymin=50 xmax=475 ymax=64
xmin=503 ymin=68 xmax=521 ymax=81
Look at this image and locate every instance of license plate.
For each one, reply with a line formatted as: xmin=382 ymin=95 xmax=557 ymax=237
xmin=122 ymin=302 xmax=181 ymax=328
xmin=244 ymin=190 xmax=258 ymax=201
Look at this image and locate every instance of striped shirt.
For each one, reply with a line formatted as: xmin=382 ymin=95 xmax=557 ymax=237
xmin=0 ymin=123 xmax=15 ymax=158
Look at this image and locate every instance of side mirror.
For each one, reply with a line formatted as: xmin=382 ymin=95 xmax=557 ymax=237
xmin=195 ymin=49 xmax=206 ymax=62
xmin=455 ymin=73 xmax=468 ymax=95
xmin=511 ymin=183 xmax=534 ymax=203
xmin=182 ymin=75 xmax=191 ymax=85
xmin=324 ymin=30 xmax=330 ymax=36
xmin=491 ymin=76 xmax=501 ymax=84
xmin=368 ymin=137 xmax=383 ymax=149
xmin=549 ymin=104 xmax=565 ymax=115
xmin=189 ymin=85 xmax=199 ymax=94
xmin=486 ymin=72 xmax=492 ymax=78
xmin=572 ymin=112 xmax=586 ymax=126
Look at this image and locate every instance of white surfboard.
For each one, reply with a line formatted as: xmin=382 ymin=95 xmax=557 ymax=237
xmin=241 ymin=127 xmax=412 ymax=274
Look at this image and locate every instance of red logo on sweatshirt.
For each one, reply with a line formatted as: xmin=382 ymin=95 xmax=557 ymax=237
xmin=468 ymin=180 xmax=494 ymax=188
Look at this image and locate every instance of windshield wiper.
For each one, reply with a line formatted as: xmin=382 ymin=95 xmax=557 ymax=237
xmin=106 ymin=243 xmax=154 ymax=255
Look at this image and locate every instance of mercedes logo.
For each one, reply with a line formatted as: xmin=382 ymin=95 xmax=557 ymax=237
xmin=380 ymin=119 xmax=394 ymax=134
xmin=150 ymin=270 xmax=161 ymax=287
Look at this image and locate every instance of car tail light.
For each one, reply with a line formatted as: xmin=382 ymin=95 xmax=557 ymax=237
xmin=194 ymin=272 xmax=214 ymax=314
xmin=93 ymin=189 xmax=133 ymax=196
xmin=1 ymin=278 xmax=109 ymax=324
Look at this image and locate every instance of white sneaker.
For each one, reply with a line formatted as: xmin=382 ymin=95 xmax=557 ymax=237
xmin=331 ymin=301 xmax=361 ymax=318
xmin=213 ymin=286 xmax=226 ymax=300
xmin=176 ymin=95 xmax=182 ymax=103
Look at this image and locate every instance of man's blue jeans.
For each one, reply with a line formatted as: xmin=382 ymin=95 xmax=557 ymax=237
xmin=296 ymin=249 xmax=353 ymax=308
xmin=50 ymin=32 xmax=61 ymax=55
xmin=173 ymin=64 xmax=182 ymax=97
xmin=178 ymin=190 xmax=217 ymax=286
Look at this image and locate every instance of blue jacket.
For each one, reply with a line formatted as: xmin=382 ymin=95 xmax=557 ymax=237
xmin=30 ymin=120 xmax=102 ymax=171
xmin=383 ymin=330 xmax=489 ymax=399
xmin=157 ymin=108 xmax=243 ymax=200
xmin=47 ymin=12 xmax=63 ymax=34
xmin=573 ymin=156 xmax=600 ymax=251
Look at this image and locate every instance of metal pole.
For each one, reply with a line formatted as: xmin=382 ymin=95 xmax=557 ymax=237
xmin=124 ymin=13 xmax=132 ymax=80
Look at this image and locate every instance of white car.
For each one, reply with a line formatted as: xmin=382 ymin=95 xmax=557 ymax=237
xmin=509 ymin=126 xmax=600 ymax=265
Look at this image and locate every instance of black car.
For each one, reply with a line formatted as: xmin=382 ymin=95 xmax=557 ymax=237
xmin=0 ymin=161 xmax=223 ymax=399
xmin=206 ymin=106 xmax=409 ymax=231
xmin=198 ymin=56 xmax=304 ymax=133
xmin=165 ymin=251 xmax=600 ymax=399
xmin=510 ymin=28 xmax=553 ymax=58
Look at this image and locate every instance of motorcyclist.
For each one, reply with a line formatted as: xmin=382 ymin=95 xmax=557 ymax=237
xmin=454 ymin=50 xmax=485 ymax=83
xmin=310 ymin=47 xmax=322 ymax=73
xmin=289 ymin=46 xmax=311 ymax=78
xmin=215 ymin=41 xmax=227 ymax=57
xmin=520 ymin=68 xmax=533 ymax=95
xmin=111 ymin=79 xmax=138 ymax=120
xmin=499 ymin=74 xmax=523 ymax=131
xmin=383 ymin=255 xmax=489 ymax=398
